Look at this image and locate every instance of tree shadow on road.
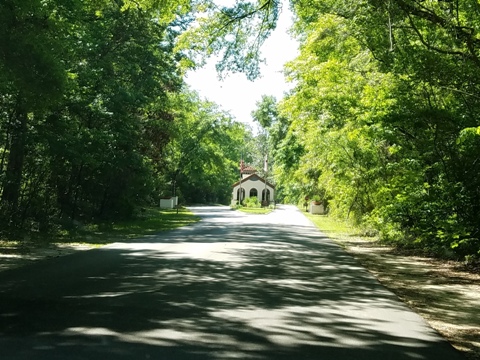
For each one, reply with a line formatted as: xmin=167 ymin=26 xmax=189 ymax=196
xmin=0 ymin=212 xmax=466 ymax=360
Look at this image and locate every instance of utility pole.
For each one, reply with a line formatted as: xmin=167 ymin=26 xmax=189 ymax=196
xmin=263 ymin=154 xmax=268 ymax=207
xmin=239 ymin=158 xmax=244 ymax=205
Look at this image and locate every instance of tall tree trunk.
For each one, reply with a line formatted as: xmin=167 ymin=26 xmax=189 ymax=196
xmin=0 ymin=126 xmax=11 ymax=175
xmin=1 ymin=98 xmax=28 ymax=220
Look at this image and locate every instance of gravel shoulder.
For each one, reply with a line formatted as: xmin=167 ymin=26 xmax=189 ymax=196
xmin=323 ymin=231 xmax=480 ymax=360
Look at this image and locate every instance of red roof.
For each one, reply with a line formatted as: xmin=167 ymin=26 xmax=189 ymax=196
xmin=232 ymin=173 xmax=275 ymax=189
xmin=242 ymin=165 xmax=257 ymax=174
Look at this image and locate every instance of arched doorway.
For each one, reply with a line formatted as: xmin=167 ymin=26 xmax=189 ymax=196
xmin=250 ymin=188 xmax=258 ymax=199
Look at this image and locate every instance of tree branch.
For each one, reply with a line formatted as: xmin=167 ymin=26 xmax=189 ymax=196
xmin=395 ymin=0 xmax=480 ymax=66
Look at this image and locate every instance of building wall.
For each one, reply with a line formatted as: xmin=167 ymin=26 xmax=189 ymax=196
xmin=232 ymin=177 xmax=274 ymax=203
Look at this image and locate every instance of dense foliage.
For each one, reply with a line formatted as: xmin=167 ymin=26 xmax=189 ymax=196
xmin=2 ymin=0 xmax=479 ymax=259
xmin=256 ymin=0 xmax=480 ymax=259
xmin=0 ymin=0 xmax=251 ymax=234
xmin=162 ymin=91 xmax=249 ymax=204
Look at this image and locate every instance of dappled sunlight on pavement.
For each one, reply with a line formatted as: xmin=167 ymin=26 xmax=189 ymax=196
xmin=0 ymin=206 xmax=465 ymax=359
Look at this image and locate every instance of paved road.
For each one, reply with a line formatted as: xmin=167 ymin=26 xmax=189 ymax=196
xmin=0 ymin=205 xmax=464 ymax=359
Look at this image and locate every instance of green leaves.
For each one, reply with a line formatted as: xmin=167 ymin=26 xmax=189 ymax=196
xmin=176 ymin=0 xmax=280 ymax=79
xmin=0 ymin=1 xmax=188 ymax=228
xmin=1 ymin=0 xmax=479 ymax=259
xmin=272 ymin=0 xmax=480 ymax=259
xmin=0 ymin=0 xmax=67 ymax=107
xmin=162 ymin=90 xmax=250 ymax=204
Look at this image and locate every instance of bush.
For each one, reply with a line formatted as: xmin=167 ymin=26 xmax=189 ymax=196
xmin=245 ymin=196 xmax=260 ymax=208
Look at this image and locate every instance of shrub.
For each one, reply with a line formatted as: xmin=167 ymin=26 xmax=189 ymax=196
xmin=245 ymin=196 xmax=260 ymax=208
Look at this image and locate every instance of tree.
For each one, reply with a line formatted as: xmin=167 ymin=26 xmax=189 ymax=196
xmin=251 ymin=95 xmax=292 ymax=201
xmin=175 ymin=0 xmax=281 ymax=80
xmin=0 ymin=0 xmax=266 ymax=232
xmin=0 ymin=0 xmax=67 ymax=224
xmin=0 ymin=1 xmax=184 ymax=228
xmin=274 ymin=0 xmax=480 ymax=258
xmin=162 ymin=90 xmax=251 ymax=205
xmin=2 ymin=0 xmax=478 ymax=259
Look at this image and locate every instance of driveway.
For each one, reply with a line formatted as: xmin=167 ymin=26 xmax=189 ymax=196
xmin=0 ymin=205 xmax=465 ymax=359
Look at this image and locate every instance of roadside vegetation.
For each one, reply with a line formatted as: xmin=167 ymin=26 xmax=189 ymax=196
xmin=304 ymin=212 xmax=357 ymax=244
xmin=0 ymin=207 xmax=199 ymax=251
xmin=64 ymin=207 xmax=200 ymax=244
xmin=234 ymin=196 xmax=274 ymax=214
xmin=236 ymin=207 xmax=273 ymax=215
xmin=251 ymin=1 xmax=480 ymax=263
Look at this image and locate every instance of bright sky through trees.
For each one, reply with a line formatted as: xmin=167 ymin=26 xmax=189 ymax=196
xmin=185 ymin=4 xmax=298 ymax=127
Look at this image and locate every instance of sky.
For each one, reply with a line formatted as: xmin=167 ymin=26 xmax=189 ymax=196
xmin=184 ymin=5 xmax=298 ymax=129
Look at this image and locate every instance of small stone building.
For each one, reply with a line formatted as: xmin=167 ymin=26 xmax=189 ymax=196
xmin=231 ymin=165 xmax=275 ymax=205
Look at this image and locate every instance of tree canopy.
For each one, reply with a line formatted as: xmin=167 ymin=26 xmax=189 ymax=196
xmin=259 ymin=0 xmax=480 ymax=260
xmin=0 ymin=0 xmax=254 ymax=233
xmin=1 ymin=0 xmax=479 ymax=260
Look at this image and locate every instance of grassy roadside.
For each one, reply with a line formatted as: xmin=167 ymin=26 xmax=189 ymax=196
xmin=304 ymin=211 xmax=480 ymax=360
xmin=236 ymin=207 xmax=274 ymax=215
xmin=303 ymin=212 xmax=358 ymax=244
xmin=65 ymin=207 xmax=200 ymax=244
xmin=0 ymin=207 xmax=200 ymax=270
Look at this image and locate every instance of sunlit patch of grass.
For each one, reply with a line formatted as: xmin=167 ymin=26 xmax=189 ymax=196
xmin=58 ymin=207 xmax=200 ymax=245
xmin=303 ymin=210 xmax=380 ymax=250
xmin=0 ymin=239 xmax=26 ymax=254
xmin=0 ymin=240 xmax=21 ymax=247
xmin=237 ymin=207 xmax=274 ymax=215
xmin=0 ymin=208 xmax=200 ymax=252
xmin=304 ymin=212 xmax=355 ymax=240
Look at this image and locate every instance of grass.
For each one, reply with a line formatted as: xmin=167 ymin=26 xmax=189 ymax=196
xmin=236 ymin=207 xmax=274 ymax=215
xmin=303 ymin=211 xmax=366 ymax=244
xmin=63 ymin=207 xmax=200 ymax=245
xmin=1 ymin=207 xmax=200 ymax=249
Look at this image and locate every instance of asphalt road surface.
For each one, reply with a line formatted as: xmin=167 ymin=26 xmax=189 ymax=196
xmin=0 ymin=205 xmax=465 ymax=359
